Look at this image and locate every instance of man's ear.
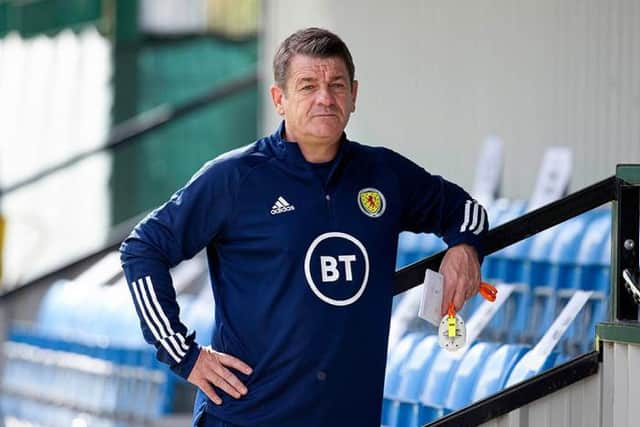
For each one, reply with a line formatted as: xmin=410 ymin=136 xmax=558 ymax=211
xmin=350 ymin=80 xmax=359 ymax=113
xmin=270 ymin=84 xmax=286 ymax=116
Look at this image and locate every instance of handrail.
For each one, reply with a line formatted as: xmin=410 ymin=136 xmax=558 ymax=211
xmin=0 ymin=71 xmax=258 ymax=197
xmin=394 ymin=175 xmax=618 ymax=295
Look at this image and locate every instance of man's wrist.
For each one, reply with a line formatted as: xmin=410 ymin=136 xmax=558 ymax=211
xmin=450 ymin=243 xmax=478 ymax=256
xmin=170 ymin=342 xmax=202 ymax=380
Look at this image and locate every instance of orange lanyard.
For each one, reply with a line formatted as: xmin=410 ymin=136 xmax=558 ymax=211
xmin=447 ymin=282 xmax=497 ymax=318
xmin=479 ymin=281 xmax=497 ymax=302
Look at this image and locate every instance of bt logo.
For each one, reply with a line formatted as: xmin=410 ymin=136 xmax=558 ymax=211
xmin=320 ymin=255 xmax=357 ymax=282
xmin=304 ymin=232 xmax=369 ymax=306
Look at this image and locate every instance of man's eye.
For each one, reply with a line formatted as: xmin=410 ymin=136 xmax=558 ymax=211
xmin=301 ymin=85 xmax=314 ymax=91
xmin=331 ymin=83 xmax=345 ymax=89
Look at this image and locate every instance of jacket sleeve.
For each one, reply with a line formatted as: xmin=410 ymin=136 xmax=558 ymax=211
xmin=119 ymin=159 xmax=235 ymax=379
xmin=390 ymin=150 xmax=489 ymax=262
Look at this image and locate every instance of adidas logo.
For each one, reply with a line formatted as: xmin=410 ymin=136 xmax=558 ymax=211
xmin=271 ymin=196 xmax=296 ymax=215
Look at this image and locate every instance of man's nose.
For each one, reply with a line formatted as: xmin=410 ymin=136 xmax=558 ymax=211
xmin=315 ymin=86 xmax=336 ymax=107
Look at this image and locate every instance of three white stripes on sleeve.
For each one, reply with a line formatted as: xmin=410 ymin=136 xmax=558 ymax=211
xmin=459 ymin=200 xmax=486 ymax=235
xmin=131 ymin=276 xmax=190 ymax=363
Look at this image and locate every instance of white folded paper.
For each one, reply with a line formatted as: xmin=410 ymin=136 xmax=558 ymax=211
xmin=418 ymin=269 xmax=444 ymax=326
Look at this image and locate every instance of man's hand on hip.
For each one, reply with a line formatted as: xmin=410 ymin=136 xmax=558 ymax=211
xmin=187 ymin=346 xmax=253 ymax=405
xmin=439 ymin=244 xmax=481 ymax=315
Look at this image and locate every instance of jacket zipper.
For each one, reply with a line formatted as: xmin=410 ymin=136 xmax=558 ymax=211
xmin=323 ymin=187 xmax=336 ymax=224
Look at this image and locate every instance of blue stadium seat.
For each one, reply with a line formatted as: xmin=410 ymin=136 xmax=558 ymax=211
xmin=518 ymin=224 xmax=563 ymax=344
xmin=554 ymin=352 xmax=573 ymax=366
xmin=396 ymin=232 xmax=423 ymax=270
xmin=522 ymin=211 xmax=596 ymax=345
xmin=485 ymin=198 xmax=512 ymax=224
xmin=505 ymin=351 xmax=559 ymax=387
xmin=384 ymin=335 xmax=439 ymax=427
xmin=482 ymin=270 xmax=531 ymax=343
xmin=561 ymin=211 xmax=612 ymax=355
xmin=457 ymin=291 xmax=485 ymax=322
xmin=382 ymin=332 xmax=427 ymax=426
xmin=394 ymin=232 xmax=427 ymax=313
xmin=471 ymin=344 xmax=530 ymax=401
xmin=479 ymin=200 xmax=530 ymax=343
xmin=418 ymin=232 xmax=446 ymax=259
xmin=5 ymin=277 xmax=181 ymax=421
xmin=443 ymin=342 xmax=500 ymax=412
xmin=395 ymin=232 xmax=444 ymax=272
xmin=527 ymin=224 xmax=565 ymax=287
xmin=572 ymin=211 xmax=611 ymax=293
xmin=36 ymin=279 xmax=76 ymax=341
xmin=548 ymin=210 xmax=603 ymax=291
xmin=493 ymin=237 xmax=534 ymax=285
xmin=481 ymin=200 xmax=527 ymax=281
xmin=417 ymin=344 xmax=479 ymax=425
xmin=547 ymin=210 xmax=607 ymax=356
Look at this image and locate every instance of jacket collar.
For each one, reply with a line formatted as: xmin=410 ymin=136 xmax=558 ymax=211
xmin=269 ymin=121 xmax=351 ymax=179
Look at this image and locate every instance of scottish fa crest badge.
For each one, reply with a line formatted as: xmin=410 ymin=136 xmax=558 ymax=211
xmin=358 ymin=188 xmax=386 ymax=218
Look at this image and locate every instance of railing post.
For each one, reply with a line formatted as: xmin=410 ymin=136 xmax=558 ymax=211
xmin=597 ymin=164 xmax=640 ymax=343
xmin=611 ymin=165 xmax=640 ymax=322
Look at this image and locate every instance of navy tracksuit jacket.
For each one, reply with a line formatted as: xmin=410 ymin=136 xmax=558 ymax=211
xmin=120 ymin=121 xmax=488 ymax=426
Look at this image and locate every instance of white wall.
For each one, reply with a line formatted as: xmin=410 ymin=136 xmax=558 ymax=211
xmin=260 ymin=0 xmax=640 ymax=199
xmin=0 ymin=28 xmax=112 ymax=289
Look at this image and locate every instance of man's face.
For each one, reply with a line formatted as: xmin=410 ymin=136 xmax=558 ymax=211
xmin=270 ymin=54 xmax=358 ymax=147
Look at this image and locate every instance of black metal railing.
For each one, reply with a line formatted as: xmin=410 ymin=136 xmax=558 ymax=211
xmin=393 ymin=175 xmax=618 ymax=296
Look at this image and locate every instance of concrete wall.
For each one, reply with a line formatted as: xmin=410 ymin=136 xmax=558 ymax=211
xmin=260 ymin=0 xmax=640 ymax=199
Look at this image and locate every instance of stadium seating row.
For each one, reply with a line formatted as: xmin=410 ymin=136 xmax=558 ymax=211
xmin=381 ymin=333 xmax=558 ymax=427
xmin=1 ymin=276 xmax=215 ymax=425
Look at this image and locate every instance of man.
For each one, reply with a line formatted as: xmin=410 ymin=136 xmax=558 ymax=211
xmin=120 ymin=27 xmax=487 ymax=427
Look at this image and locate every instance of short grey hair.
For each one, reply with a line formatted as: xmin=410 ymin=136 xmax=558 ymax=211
xmin=273 ymin=27 xmax=355 ymax=89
